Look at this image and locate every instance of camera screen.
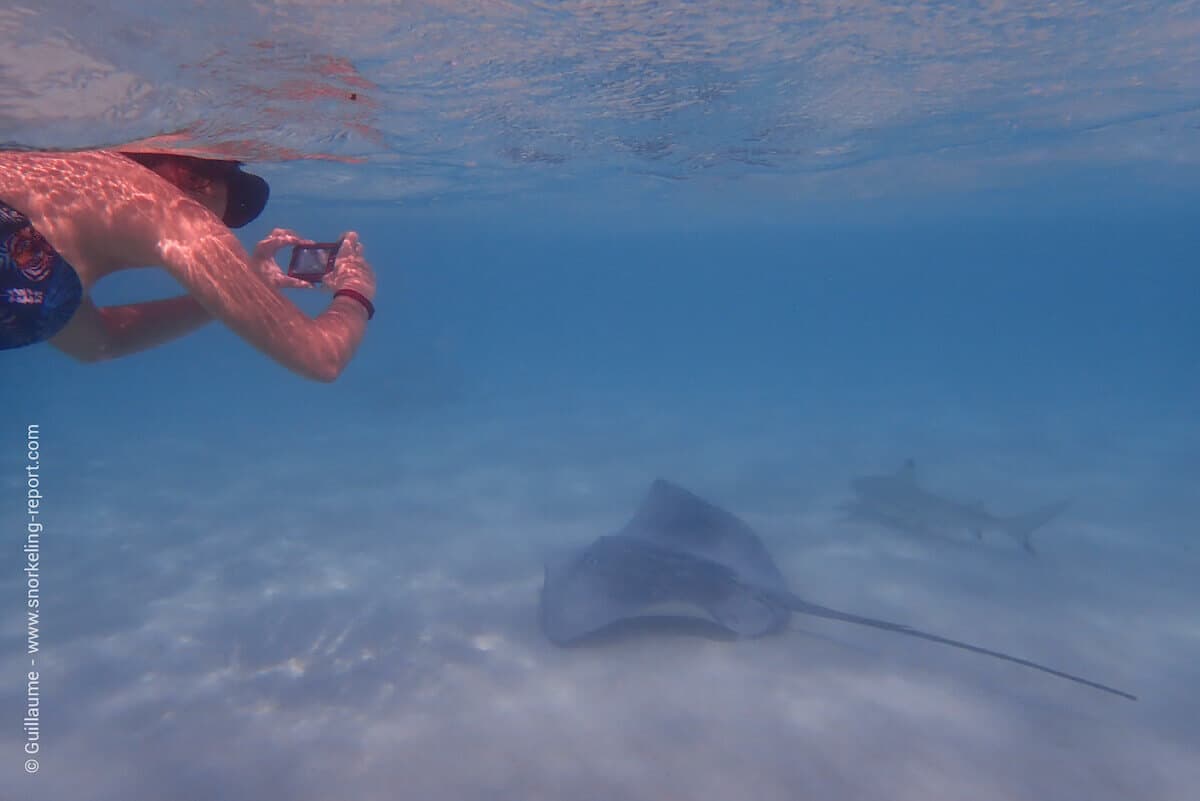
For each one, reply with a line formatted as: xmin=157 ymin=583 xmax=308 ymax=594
xmin=287 ymin=241 xmax=342 ymax=281
xmin=291 ymin=247 xmax=334 ymax=276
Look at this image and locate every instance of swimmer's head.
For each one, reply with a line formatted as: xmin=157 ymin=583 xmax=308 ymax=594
xmin=122 ymin=152 xmax=269 ymax=229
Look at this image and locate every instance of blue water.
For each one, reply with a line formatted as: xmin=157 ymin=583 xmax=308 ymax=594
xmin=4 ymin=3 xmax=1200 ymax=800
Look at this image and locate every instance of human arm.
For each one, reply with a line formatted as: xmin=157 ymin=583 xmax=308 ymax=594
xmin=151 ymin=205 xmax=376 ymax=382
xmin=50 ymin=294 xmax=213 ymax=362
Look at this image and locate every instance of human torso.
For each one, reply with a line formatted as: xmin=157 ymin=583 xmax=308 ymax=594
xmin=0 ymin=150 xmax=164 ymax=290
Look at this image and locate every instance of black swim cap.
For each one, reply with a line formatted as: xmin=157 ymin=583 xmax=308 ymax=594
xmin=123 ymin=151 xmax=270 ymax=229
xmin=223 ymin=165 xmax=269 ymax=228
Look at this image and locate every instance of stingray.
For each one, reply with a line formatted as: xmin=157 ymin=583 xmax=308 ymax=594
xmin=539 ymin=479 xmax=1135 ymax=701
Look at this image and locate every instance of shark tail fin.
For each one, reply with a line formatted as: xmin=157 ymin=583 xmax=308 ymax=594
xmin=1002 ymin=500 xmax=1070 ymax=554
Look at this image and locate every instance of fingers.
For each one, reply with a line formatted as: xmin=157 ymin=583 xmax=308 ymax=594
xmin=254 ymin=228 xmax=312 ymax=259
xmin=267 ymin=227 xmax=308 ymax=245
xmin=336 ymin=231 xmax=362 ymax=259
xmin=261 ymin=267 xmax=317 ymax=290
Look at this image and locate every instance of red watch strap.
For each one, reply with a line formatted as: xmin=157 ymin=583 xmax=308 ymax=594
xmin=334 ymin=289 xmax=375 ymax=320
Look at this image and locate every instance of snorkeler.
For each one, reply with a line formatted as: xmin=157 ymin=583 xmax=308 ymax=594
xmin=0 ymin=149 xmax=376 ymax=382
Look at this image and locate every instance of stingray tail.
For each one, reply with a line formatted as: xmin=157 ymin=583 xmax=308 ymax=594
xmin=777 ymin=593 xmax=1135 ymax=701
xmin=1001 ymin=500 xmax=1070 ymax=554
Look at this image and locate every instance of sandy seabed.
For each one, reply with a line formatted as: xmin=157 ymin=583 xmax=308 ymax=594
xmin=3 ymin=401 xmax=1197 ymax=801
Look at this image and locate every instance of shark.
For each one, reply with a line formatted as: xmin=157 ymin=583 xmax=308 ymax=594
xmin=841 ymin=460 xmax=1069 ymax=554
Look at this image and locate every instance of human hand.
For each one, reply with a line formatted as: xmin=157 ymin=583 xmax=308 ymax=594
xmin=321 ymin=232 xmax=376 ymax=301
xmin=250 ymin=228 xmax=319 ymax=289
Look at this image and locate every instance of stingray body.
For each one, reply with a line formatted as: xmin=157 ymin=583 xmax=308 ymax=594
xmin=539 ymin=479 xmax=1134 ymax=701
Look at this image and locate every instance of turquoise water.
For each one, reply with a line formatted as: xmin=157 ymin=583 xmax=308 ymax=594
xmin=4 ymin=3 xmax=1200 ymax=800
